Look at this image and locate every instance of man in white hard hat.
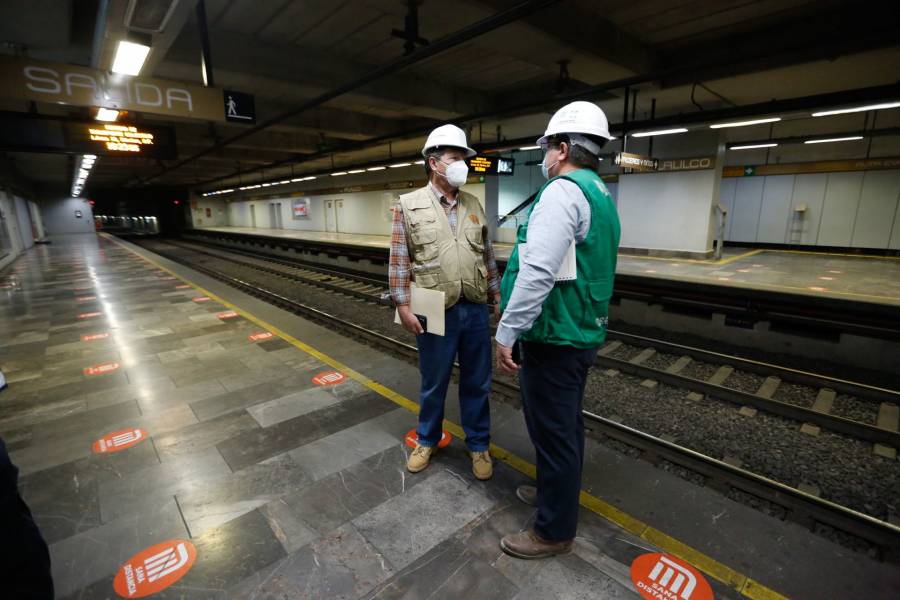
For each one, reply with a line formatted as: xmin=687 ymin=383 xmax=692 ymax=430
xmin=495 ymin=101 xmax=621 ymax=558
xmin=390 ymin=124 xmax=500 ymax=480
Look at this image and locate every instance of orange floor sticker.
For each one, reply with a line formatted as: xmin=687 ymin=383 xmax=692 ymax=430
xmin=76 ymin=295 xmax=97 ymax=302
xmin=192 ymin=296 xmax=211 ymax=303
xmin=249 ymin=331 xmax=274 ymax=342
xmin=175 ymin=284 xmax=190 ymax=289
xmin=92 ymin=427 xmax=148 ymax=454
xmin=218 ymin=310 xmax=239 ymax=319
xmin=81 ymin=332 xmax=110 ymax=342
xmin=113 ymin=539 xmax=196 ymax=598
xmin=78 ymin=311 xmax=102 ymax=319
xmin=404 ymin=428 xmax=452 ymax=449
xmin=631 ymin=552 xmax=714 ymax=600
xmin=312 ymin=370 xmax=346 ymax=385
xmin=84 ymin=361 xmax=121 ymax=376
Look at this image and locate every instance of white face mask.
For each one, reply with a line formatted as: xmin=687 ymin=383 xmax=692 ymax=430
xmin=438 ymin=159 xmax=469 ymax=188
xmin=540 ymin=152 xmax=559 ymax=179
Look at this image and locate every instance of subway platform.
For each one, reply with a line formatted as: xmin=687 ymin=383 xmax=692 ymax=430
xmin=196 ymin=226 xmax=900 ymax=308
xmin=1 ymin=233 xmax=898 ymax=599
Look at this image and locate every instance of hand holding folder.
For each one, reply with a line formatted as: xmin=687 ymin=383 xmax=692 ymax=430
xmin=395 ymin=284 xmax=445 ymax=336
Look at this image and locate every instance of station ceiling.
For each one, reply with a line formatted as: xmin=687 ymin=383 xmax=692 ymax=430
xmin=0 ymin=0 xmax=898 ymax=194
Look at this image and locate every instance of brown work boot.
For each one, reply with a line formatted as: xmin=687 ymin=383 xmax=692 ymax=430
xmin=407 ymin=444 xmax=435 ymax=473
xmin=516 ymin=484 xmax=537 ymax=506
xmin=500 ymin=529 xmax=573 ymax=559
xmin=471 ymin=450 xmax=493 ymax=480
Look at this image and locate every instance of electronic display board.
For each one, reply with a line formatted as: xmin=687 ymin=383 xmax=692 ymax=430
xmin=467 ymin=155 xmax=515 ymax=176
xmin=0 ymin=113 xmax=177 ymax=159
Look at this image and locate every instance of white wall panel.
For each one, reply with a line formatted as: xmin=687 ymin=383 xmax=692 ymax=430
xmin=757 ymin=175 xmax=794 ymax=243
xmin=728 ymin=177 xmax=764 ymax=243
xmin=890 ymin=197 xmax=900 ymax=250
xmin=789 ymin=174 xmax=827 ymax=245
xmin=617 ymin=169 xmax=716 ymax=253
xmin=850 ymin=170 xmax=900 ymax=249
xmin=818 ymin=172 xmax=863 ymax=247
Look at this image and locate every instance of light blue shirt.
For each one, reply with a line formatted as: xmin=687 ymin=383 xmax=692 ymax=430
xmin=496 ymin=178 xmax=591 ymax=347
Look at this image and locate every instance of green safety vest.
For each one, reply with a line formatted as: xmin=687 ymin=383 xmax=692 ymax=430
xmin=500 ymin=168 xmax=620 ymax=348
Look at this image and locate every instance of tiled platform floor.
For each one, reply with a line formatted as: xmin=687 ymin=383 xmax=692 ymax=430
xmin=197 ymin=226 xmax=900 ymax=307
xmin=3 ymin=234 xmax=899 ymax=600
xmin=0 ymin=236 xmax=682 ymax=599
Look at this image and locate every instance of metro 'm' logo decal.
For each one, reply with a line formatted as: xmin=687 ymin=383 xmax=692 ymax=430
xmin=113 ymin=539 xmax=197 ymax=598
xmin=92 ymin=428 xmax=148 ymax=454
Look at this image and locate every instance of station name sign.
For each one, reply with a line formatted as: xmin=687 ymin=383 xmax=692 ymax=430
xmin=0 ymin=113 xmax=177 ymax=159
xmin=0 ymin=55 xmax=252 ymax=124
xmin=614 ymin=152 xmax=658 ymax=172
xmin=467 ymin=155 xmax=515 ymax=176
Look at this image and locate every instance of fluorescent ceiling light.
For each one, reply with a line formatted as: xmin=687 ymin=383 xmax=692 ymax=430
xmin=804 ymin=136 xmax=864 ymax=144
xmin=347 ymin=169 xmax=365 ymax=174
xmin=95 ymin=108 xmax=119 ymax=122
xmin=812 ymin=102 xmax=900 ymax=117
xmin=730 ymin=143 xmax=778 ymax=150
xmin=389 ymin=162 xmax=411 ymax=168
xmin=630 ymin=128 xmax=688 ymax=138
xmin=414 ymin=160 xmax=425 ymax=165
xmin=710 ymin=117 xmax=781 ymax=129
xmin=331 ymin=171 xmax=348 ymax=176
xmin=84 ymin=154 xmax=96 ymax=159
xmin=519 ymin=145 xmax=540 ymax=151
xmin=367 ymin=166 xmax=386 ymax=171
xmin=277 ymin=180 xmax=291 ymax=185
xmin=111 ymin=40 xmax=151 ymax=76
xmin=291 ymin=178 xmax=303 ymax=183
xmin=303 ymin=176 xmax=316 ymax=181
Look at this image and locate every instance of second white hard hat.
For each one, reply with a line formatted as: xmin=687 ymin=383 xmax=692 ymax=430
xmin=422 ymin=124 xmax=476 ymax=158
xmin=537 ymin=101 xmax=614 ymax=145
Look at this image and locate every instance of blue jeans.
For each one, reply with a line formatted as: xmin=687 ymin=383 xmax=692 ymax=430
xmin=415 ymin=300 xmax=491 ymax=451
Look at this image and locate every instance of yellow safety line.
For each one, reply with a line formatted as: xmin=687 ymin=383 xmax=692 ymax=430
xmin=105 ymin=234 xmax=789 ymax=600
xmin=766 ymin=248 xmax=900 ymax=261
xmin=618 ymin=249 xmax=764 ymax=266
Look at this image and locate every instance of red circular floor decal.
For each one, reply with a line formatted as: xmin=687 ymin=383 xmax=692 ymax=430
xmin=84 ymin=361 xmax=121 ymax=376
xmin=312 ymin=371 xmax=346 ymax=386
xmin=192 ymin=296 xmax=211 ymax=303
xmin=217 ymin=311 xmax=239 ymax=319
xmin=248 ymin=331 xmax=274 ymax=342
xmin=113 ymin=539 xmax=197 ymax=598
xmin=404 ymin=428 xmax=452 ymax=449
xmin=78 ymin=311 xmax=102 ymax=319
xmin=630 ymin=553 xmax=713 ymax=600
xmin=92 ymin=428 xmax=148 ymax=454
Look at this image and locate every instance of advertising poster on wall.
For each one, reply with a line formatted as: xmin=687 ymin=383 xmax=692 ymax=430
xmin=292 ymin=198 xmax=309 ymax=219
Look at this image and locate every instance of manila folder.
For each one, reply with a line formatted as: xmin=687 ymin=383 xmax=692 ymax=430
xmin=394 ymin=284 xmax=445 ymax=336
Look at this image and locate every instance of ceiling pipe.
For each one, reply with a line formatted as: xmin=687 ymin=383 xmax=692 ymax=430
xmin=129 ymin=0 xmax=561 ymax=187
xmin=192 ymin=81 xmax=900 ymax=189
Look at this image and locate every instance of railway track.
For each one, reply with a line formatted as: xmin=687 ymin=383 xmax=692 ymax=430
xmin=133 ymin=237 xmax=900 ymax=562
xmin=165 ymin=238 xmax=900 ymax=447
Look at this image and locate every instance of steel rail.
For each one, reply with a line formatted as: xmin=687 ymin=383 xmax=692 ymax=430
xmin=139 ymin=238 xmax=900 ymax=564
xmin=606 ymin=330 xmax=900 ymax=403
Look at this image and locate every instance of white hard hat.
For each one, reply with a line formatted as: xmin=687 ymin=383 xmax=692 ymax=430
xmin=537 ymin=101 xmax=614 ymax=147
xmin=422 ymin=124 xmax=476 ymax=158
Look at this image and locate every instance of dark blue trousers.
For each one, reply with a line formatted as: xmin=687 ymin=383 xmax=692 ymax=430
xmin=519 ymin=341 xmax=598 ymax=541
xmin=415 ymin=300 xmax=492 ymax=451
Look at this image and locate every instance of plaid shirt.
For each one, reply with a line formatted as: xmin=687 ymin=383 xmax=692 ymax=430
xmin=390 ymin=183 xmax=501 ymax=306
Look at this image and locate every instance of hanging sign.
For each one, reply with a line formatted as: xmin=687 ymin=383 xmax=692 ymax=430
xmin=467 ymin=155 xmax=515 ymax=175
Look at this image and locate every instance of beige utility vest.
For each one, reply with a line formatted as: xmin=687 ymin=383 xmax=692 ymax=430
xmin=399 ymin=186 xmax=489 ymax=308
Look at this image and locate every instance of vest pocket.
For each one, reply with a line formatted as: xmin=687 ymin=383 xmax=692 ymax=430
xmin=410 ymin=226 xmax=438 ymax=261
xmin=414 ymin=272 xmax=440 ymax=289
xmin=464 ymin=226 xmax=484 ymax=252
